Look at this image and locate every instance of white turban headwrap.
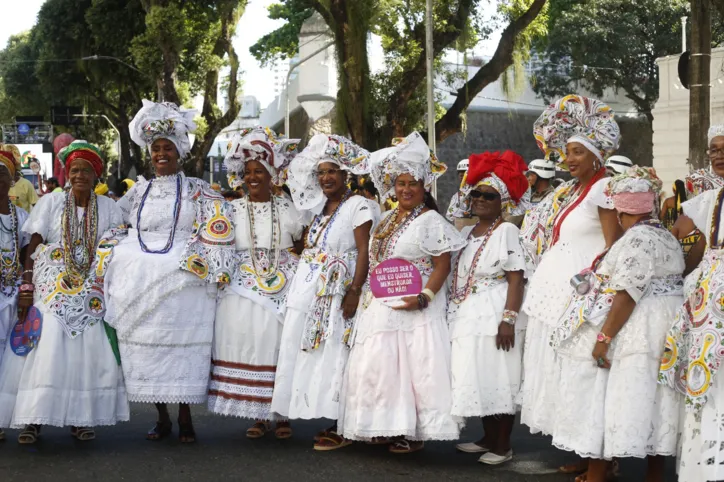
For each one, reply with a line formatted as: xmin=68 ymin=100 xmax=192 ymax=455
xmin=129 ymin=99 xmax=197 ymax=158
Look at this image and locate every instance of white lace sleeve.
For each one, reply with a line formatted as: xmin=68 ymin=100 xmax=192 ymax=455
xmin=589 ymin=177 xmax=614 ymax=210
xmin=416 ymin=211 xmax=467 ymax=256
xmin=117 ymin=179 xmax=143 ymax=226
xmin=350 ymin=196 xmax=378 ymax=230
xmin=682 ymin=188 xmax=718 ymax=233
xmin=21 ymin=192 xmax=59 ymax=241
xmin=445 ymin=192 xmax=459 ymax=222
xmin=606 ymin=229 xmax=657 ymax=303
xmin=496 ymin=223 xmax=526 ymax=272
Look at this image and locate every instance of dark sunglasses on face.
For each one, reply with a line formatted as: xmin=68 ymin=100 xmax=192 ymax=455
xmin=469 ymin=190 xmax=501 ymax=201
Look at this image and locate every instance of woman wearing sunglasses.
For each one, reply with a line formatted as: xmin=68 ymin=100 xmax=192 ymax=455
xmin=447 ymin=151 xmax=530 ymax=465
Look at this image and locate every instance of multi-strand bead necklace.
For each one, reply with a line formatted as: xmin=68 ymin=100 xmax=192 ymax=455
xmin=0 ymin=200 xmax=20 ymax=296
xmin=137 ymin=174 xmax=182 ymax=254
xmin=305 ymin=189 xmax=352 ymax=250
xmin=370 ymin=204 xmax=424 ymax=262
xmin=61 ymin=191 xmax=98 ymax=286
xmin=246 ymin=196 xmax=281 ymax=283
xmin=449 ymin=217 xmax=501 ymax=305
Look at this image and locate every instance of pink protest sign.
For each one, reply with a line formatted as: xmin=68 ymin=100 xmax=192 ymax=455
xmin=370 ymin=258 xmax=422 ymax=299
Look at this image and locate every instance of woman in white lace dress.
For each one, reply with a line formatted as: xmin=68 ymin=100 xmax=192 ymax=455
xmin=659 ymin=137 xmax=724 ymax=481
xmin=338 ymin=132 xmax=466 ymax=454
xmin=104 ymin=100 xmax=235 ymax=443
xmin=0 ymin=141 xmax=128 ymax=444
xmin=447 ymin=150 xmax=529 ymax=465
xmin=271 ymin=134 xmax=379 ymax=450
xmin=518 ymin=95 xmax=622 ymax=476
xmin=207 ymin=127 xmax=304 ymax=439
xmin=550 ymin=167 xmax=682 ymax=482
xmin=0 ymin=152 xmax=30 ymax=442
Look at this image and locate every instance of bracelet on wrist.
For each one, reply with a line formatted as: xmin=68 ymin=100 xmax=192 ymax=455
xmin=421 ymin=288 xmax=435 ymax=302
xmin=348 ymin=285 xmax=362 ymax=295
xmin=19 ymin=283 xmax=34 ymax=293
xmin=416 ymin=293 xmax=429 ymax=310
xmin=501 ymin=309 xmax=518 ymax=325
xmin=596 ymin=331 xmax=612 ymax=344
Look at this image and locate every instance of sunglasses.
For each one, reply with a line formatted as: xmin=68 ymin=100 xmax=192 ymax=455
xmin=469 ymin=190 xmax=500 ymax=201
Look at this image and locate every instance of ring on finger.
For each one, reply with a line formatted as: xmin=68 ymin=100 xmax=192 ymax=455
xmin=596 ymin=357 xmax=606 ymax=367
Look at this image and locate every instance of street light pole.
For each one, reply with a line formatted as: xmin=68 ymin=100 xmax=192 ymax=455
xmin=425 ymin=0 xmax=437 ymax=197
xmin=73 ymin=114 xmax=122 ymax=179
xmin=284 ymin=40 xmax=335 ymax=136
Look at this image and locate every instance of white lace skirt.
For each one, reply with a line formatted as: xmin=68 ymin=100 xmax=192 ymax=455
xmin=518 ymin=315 xmax=560 ymax=435
xmin=551 ymin=352 xmax=680 ymax=460
xmin=338 ymin=318 xmax=461 ymax=441
xmin=0 ymin=301 xmax=16 ymax=364
xmin=117 ymin=283 xmax=216 ymax=404
xmin=271 ymin=307 xmax=349 ymax=420
xmin=451 ymin=332 xmax=524 ymax=418
xmin=679 ymin=378 xmax=724 ymax=481
xmin=208 ymin=295 xmax=283 ymax=421
xmin=0 ymin=303 xmax=129 ymax=428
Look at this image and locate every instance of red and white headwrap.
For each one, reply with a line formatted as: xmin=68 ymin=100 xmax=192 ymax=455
xmin=605 ymin=165 xmax=662 ymax=215
xmin=58 ymin=141 xmax=105 ymax=178
xmin=450 ymin=150 xmax=531 ymax=217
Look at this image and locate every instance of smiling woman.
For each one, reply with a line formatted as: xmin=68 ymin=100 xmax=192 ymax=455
xmin=102 ymin=100 xmax=236 ymax=444
xmin=0 ymin=141 xmax=128 ymax=445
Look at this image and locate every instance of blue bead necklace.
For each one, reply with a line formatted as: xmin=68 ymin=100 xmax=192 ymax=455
xmin=137 ymin=174 xmax=182 ymax=254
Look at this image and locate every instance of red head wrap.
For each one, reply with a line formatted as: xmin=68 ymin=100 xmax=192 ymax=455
xmin=466 ymin=150 xmax=529 ymax=202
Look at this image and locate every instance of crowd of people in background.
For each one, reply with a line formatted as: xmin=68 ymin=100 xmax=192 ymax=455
xmin=0 ymin=94 xmax=722 ymax=482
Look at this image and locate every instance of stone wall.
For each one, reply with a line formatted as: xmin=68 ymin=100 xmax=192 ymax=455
xmin=434 ymin=110 xmax=652 ymax=209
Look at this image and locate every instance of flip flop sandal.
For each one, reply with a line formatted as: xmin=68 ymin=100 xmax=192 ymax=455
xmin=246 ymin=421 xmax=269 ymax=439
xmin=71 ymin=427 xmax=96 ymax=441
xmin=146 ymin=421 xmax=173 ymax=441
xmin=274 ymin=422 xmax=292 ymax=440
xmin=313 ymin=429 xmax=329 ymax=443
xmin=18 ymin=425 xmax=40 ymax=445
xmin=389 ymin=440 xmax=424 ymax=454
xmin=178 ymin=423 xmax=196 ymax=444
xmin=314 ymin=432 xmax=352 ymax=451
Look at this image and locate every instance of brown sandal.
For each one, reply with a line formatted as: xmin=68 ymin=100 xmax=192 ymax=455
xmin=274 ymin=421 xmax=292 ymax=440
xmin=389 ymin=439 xmax=424 ymax=454
xmin=246 ymin=421 xmax=269 ymax=439
xmin=314 ymin=431 xmax=352 ymax=451
xmin=18 ymin=425 xmax=40 ymax=445
xmin=71 ymin=426 xmax=96 ymax=441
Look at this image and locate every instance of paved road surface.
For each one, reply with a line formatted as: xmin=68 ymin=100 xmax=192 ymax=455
xmin=0 ymin=404 xmax=676 ymax=481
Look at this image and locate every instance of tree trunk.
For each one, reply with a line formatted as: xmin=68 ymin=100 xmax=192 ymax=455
xmin=327 ymin=0 xmax=373 ymax=146
xmin=689 ymin=0 xmax=711 ymax=170
xmin=432 ymin=0 xmax=547 ymax=143
xmin=186 ymin=0 xmax=245 ymax=178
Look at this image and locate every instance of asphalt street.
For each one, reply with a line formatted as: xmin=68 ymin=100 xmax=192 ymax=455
xmin=0 ymin=403 xmax=676 ymax=481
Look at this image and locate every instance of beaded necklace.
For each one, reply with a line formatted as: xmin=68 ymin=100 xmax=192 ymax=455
xmin=0 ymin=200 xmax=20 ymax=296
xmin=709 ymin=187 xmax=724 ymax=250
xmin=61 ymin=191 xmax=98 ymax=286
xmin=305 ymin=189 xmax=352 ymax=249
xmin=370 ymin=204 xmax=425 ymax=262
xmin=137 ymin=174 xmax=182 ymax=254
xmin=246 ymin=196 xmax=281 ymax=282
xmin=450 ymin=217 xmax=501 ymax=304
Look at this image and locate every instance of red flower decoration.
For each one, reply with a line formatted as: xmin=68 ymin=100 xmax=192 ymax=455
xmin=466 ymin=150 xmax=529 ymax=202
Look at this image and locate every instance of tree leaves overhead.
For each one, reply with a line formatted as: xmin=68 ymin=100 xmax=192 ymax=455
xmin=532 ymin=0 xmax=724 ymax=124
xmin=0 ymin=0 xmax=247 ymax=177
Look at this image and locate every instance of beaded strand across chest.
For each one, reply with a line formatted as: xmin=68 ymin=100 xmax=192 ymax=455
xmin=305 ymin=190 xmax=352 ymax=250
xmin=450 ymin=217 xmax=501 ymax=304
xmin=0 ymin=200 xmax=20 ymax=296
xmin=370 ymin=204 xmax=424 ymax=263
xmin=246 ymin=197 xmax=281 ymax=281
xmin=61 ymin=191 xmax=99 ymax=285
xmin=137 ymin=174 xmax=182 ymax=254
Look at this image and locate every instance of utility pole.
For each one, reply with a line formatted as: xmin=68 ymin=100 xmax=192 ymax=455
xmin=689 ymin=0 xmax=711 ymax=170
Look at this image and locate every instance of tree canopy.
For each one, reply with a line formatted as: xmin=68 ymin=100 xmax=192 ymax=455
xmin=250 ymin=0 xmax=548 ymax=149
xmin=0 ymin=0 xmax=247 ymax=178
xmin=532 ymin=0 xmax=724 ymax=124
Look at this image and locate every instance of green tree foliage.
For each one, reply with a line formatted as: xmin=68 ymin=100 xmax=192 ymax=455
xmin=0 ymin=0 xmax=247 ymax=178
xmin=250 ymin=0 xmax=547 ymax=148
xmin=532 ymin=0 xmax=724 ymax=124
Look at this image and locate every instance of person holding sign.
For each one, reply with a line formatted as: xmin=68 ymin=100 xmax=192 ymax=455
xmin=0 ymin=151 xmax=30 ymax=442
xmin=271 ymin=134 xmax=379 ymax=450
xmin=338 ymin=132 xmax=466 ymax=454
xmin=518 ymin=95 xmax=622 ymax=476
xmin=0 ymin=141 xmax=128 ymax=444
xmin=446 ymin=150 xmax=530 ymax=465
xmin=207 ymin=127 xmax=303 ymax=439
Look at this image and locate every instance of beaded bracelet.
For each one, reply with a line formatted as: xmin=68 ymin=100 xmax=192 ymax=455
xmin=502 ymin=309 xmax=518 ymax=325
xmin=19 ymin=283 xmax=34 ymax=293
xmin=416 ymin=293 xmax=429 ymax=310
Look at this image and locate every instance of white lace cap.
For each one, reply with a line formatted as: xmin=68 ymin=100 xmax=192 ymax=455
xmin=709 ymin=124 xmax=724 ymax=147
